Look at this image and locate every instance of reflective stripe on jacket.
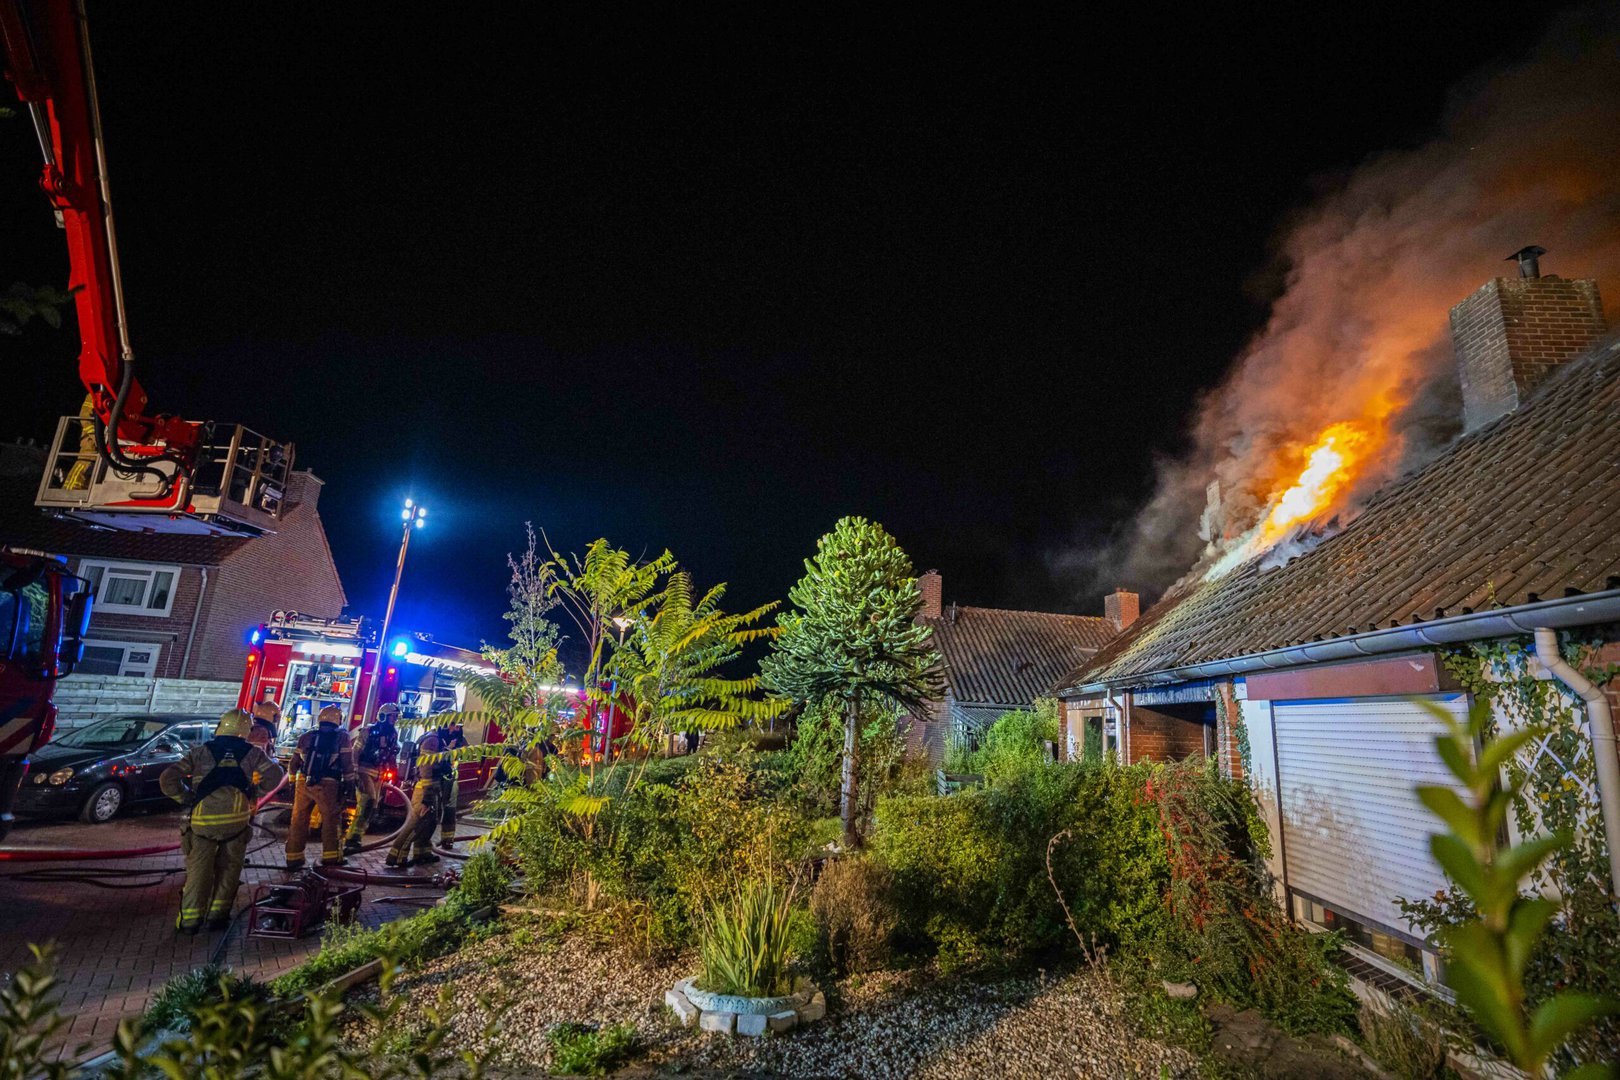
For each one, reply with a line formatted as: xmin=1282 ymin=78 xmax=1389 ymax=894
xmin=160 ymin=742 xmax=285 ymax=839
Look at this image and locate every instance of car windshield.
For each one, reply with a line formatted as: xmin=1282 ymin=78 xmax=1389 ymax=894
xmin=55 ymin=716 xmax=172 ymax=749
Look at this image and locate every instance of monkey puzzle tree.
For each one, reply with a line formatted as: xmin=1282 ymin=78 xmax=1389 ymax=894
xmin=761 ymin=516 xmax=939 ymax=847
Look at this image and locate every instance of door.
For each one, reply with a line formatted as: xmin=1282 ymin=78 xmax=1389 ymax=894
xmin=1271 ymin=695 xmax=1467 ymax=938
xmin=133 ymin=729 xmax=189 ymax=801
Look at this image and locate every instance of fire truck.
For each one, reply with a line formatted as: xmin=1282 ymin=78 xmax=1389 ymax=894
xmin=1 ymin=1 xmax=296 ymax=829
xmin=0 ymin=548 xmax=92 ymax=838
xmin=239 ymin=614 xmax=506 ymax=814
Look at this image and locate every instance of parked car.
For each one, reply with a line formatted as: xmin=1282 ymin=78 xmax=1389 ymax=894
xmin=14 ymin=713 xmax=215 ymax=824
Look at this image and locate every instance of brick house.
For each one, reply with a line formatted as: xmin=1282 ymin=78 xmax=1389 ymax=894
xmin=1055 ymin=257 xmax=1619 ymax=986
xmin=905 ymin=570 xmax=1127 ymax=763
xmin=0 ymin=440 xmax=346 ymax=723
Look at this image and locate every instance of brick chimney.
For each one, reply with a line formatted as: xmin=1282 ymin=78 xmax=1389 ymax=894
xmin=284 ymin=470 xmax=324 ymax=510
xmin=917 ymin=570 xmax=942 ymax=619
xmin=1104 ymin=588 xmax=1139 ymax=632
xmin=1450 ymin=249 xmax=1608 ymax=432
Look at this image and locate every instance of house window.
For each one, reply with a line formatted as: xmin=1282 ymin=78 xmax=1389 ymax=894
xmin=78 ymin=560 xmax=180 ymax=617
xmin=76 ymin=638 xmax=162 ymax=678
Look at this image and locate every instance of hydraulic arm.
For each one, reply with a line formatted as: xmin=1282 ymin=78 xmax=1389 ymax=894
xmin=3 ymin=0 xmax=292 ymax=533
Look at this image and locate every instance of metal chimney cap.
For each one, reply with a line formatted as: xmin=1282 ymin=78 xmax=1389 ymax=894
xmin=1507 ymin=245 xmax=1547 ymax=279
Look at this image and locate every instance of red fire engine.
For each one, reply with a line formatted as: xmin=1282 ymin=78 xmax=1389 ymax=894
xmin=0 ymin=0 xmax=296 ymax=831
xmin=239 ymin=614 xmax=505 ymax=813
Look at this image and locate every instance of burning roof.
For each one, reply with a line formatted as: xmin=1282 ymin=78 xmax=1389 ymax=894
xmin=1059 ymin=335 xmax=1620 ymax=692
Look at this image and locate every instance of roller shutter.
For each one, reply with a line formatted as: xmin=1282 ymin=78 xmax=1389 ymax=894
xmin=1272 ymin=695 xmax=1467 ymax=937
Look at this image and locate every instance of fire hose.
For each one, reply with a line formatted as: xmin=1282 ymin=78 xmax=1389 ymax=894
xmin=0 ymin=776 xmax=478 ymax=890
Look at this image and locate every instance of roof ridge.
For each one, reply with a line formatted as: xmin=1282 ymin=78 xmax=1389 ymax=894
xmin=935 ymin=604 xmax=1114 ymax=621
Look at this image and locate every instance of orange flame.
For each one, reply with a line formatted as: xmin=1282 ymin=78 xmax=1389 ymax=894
xmin=1257 ymin=421 xmax=1376 ymax=545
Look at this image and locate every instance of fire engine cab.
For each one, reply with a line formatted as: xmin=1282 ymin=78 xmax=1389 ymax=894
xmin=238 ymin=613 xmax=505 ymax=814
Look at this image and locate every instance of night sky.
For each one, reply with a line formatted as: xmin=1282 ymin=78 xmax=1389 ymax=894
xmin=3 ymin=3 xmax=1563 ymax=653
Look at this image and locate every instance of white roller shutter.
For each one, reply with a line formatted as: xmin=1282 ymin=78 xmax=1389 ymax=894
xmin=1272 ymin=695 xmax=1466 ymax=937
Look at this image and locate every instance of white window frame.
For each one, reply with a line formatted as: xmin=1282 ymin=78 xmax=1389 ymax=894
xmin=78 ymin=637 xmax=163 ymax=678
xmin=78 ymin=559 xmax=181 ymax=617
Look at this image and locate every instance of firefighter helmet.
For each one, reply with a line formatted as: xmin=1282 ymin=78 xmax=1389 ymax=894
xmin=318 ymin=705 xmax=344 ymax=725
xmin=215 ymin=709 xmax=253 ymax=738
xmin=378 ymin=702 xmax=400 ymax=719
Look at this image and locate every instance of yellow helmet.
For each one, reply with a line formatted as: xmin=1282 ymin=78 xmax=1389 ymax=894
xmin=215 ymin=709 xmax=253 ymax=739
xmin=251 ymin=701 xmax=280 ymax=723
xmin=318 ymin=705 xmax=344 ymax=725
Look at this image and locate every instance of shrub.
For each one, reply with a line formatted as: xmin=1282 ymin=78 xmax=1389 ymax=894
xmin=546 ymin=1021 xmax=637 ymax=1076
xmin=269 ymin=894 xmax=487 ymax=999
xmin=140 ymin=964 xmax=269 ymax=1034
xmin=809 ymin=857 xmax=897 ymax=975
xmin=1360 ymin=999 xmax=1450 ymax=1080
xmin=696 ymin=877 xmax=801 ymax=998
xmin=4 ymin=945 xmax=496 ymax=1079
xmin=458 ymin=850 xmax=515 ymax=909
xmin=512 ymin=754 xmax=816 ymax=950
xmin=871 ymin=756 xmax=1357 ymax=1037
xmin=975 ymin=699 xmax=1059 ymax=784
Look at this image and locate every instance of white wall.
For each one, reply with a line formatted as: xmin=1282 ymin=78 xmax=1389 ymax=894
xmin=1241 ymin=696 xmax=1285 ymax=899
xmin=53 ymin=674 xmax=240 ymax=731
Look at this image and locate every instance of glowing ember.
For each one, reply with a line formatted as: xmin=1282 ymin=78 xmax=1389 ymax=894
xmin=1258 ymin=421 xmax=1373 ymax=544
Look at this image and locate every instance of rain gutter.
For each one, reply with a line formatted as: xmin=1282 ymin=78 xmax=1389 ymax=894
xmin=1063 ymin=589 xmax=1620 ymax=697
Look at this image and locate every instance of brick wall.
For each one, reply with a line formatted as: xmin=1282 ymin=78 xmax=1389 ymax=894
xmin=1216 ymin=680 xmax=1244 ymax=780
xmin=1126 ymin=703 xmax=1211 ymax=764
xmin=187 ymin=472 xmax=348 ymax=681
xmin=1451 ymin=275 xmax=1607 ymax=431
xmin=68 ymin=559 xmax=209 ymax=679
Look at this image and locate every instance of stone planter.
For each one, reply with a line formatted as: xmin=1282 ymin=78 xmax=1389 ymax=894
xmin=665 ymin=977 xmax=825 ymax=1037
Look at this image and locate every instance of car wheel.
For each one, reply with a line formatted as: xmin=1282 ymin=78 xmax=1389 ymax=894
xmin=80 ymin=782 xmax=125 ymax=824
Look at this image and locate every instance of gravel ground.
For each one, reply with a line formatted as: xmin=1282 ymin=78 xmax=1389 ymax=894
xmin=361 ymin=914 xmax=1199 ymax=1078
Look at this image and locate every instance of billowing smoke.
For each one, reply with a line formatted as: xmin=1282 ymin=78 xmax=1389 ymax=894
xmin=1056 ymin=7 xmax=1620 ymax=603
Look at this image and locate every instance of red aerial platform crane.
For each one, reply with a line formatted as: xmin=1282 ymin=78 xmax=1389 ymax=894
xmin=0 ymin=0 xmax=295 ymax=835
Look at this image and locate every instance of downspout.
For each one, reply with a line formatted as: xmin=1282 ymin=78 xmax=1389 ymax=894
xmin=179 ymin=566 xmax=207 ymax=679
xmin=1105 ymin=689 xmax=1125 ymax=762
xmin=1531 ymin=627 xmax=1620 ymax=905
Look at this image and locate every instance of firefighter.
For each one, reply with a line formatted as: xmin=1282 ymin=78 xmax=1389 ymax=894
xmin=284 ymin=705 xmax=354 ymax=871
xmin=343 ymin=702 xmax=401 ymax=855
xmin=160 ymin=709 xmax=284 ymax=933
xmin=386 ymin=719 xmax=459 ymax=867
xmin=437 ymin=717 xmax=468 ymax=850
xmin=248 ymin=701 xmax=280 ymax=753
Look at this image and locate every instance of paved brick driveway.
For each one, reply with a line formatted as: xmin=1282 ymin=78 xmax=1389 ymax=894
xmin=0 ymin=804 xmax=476 ymax=1063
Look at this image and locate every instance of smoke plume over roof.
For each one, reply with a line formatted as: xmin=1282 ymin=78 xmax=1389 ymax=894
xmin=1057 ymin=7 xmax=1620 ymax=603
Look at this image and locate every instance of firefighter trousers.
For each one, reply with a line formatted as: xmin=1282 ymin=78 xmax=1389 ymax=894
xmin=178 ymin=826 xmax=249 ymax=930
xmin=285 ymin=777 xmax=344 ymax=869
xmin=388 ymin=778 xmax=444 ymax=861
xmin=344 ymin=767 xmax=385 ymax=844
xmin=440 ymin=775 xmax=458 ymax=845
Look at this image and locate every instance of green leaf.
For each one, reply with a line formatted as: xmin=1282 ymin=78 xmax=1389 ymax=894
xmin=1477 ymin=726 xmax=1545 ymax=776
xmin=1435 ymin=735 xmax=1477 ymax=787
xmin=1417 ymin=785 xmax=1480 ymax=845
xmin=1431 ymin=833 xmax=1487 ymax=901
xmin=1445 ymin=949 xmax=1528 ymax=1063
xmin=1495 ymin=834 xmax=1568 ymax=890
xmin=1527 ymin=993 xmax=1620 ymax=1061
xmin=1503 ymin=897 xmax=1557 ymax=976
